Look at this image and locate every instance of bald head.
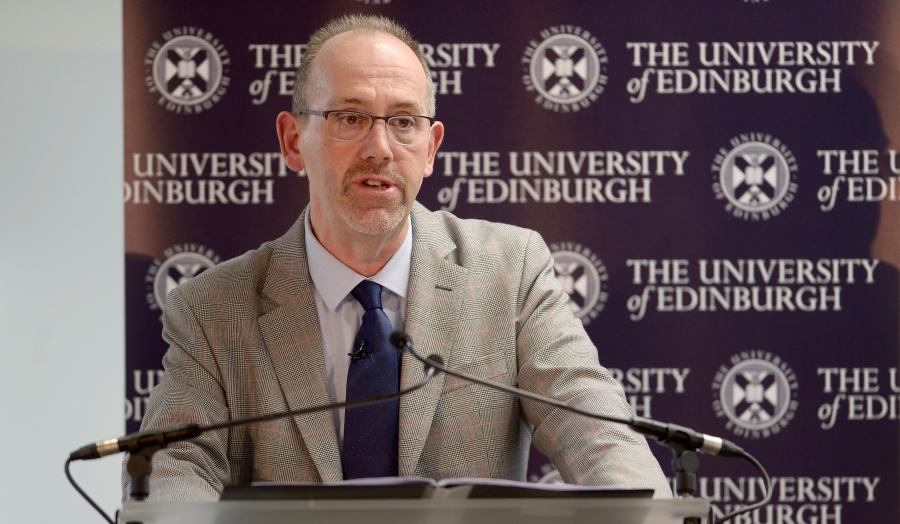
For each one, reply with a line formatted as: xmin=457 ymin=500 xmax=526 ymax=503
xmin=305 ymin=31 xmax=432 ymax=120
xmin=291 ymin=15 xmax=436 ymax=116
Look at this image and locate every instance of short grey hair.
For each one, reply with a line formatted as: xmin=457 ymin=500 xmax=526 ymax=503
xmin=291 ymin=14 xmax=436 ymax=117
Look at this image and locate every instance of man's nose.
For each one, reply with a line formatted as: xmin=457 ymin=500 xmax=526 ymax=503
xmin=359 ymin=119 xmax=394 ymax=163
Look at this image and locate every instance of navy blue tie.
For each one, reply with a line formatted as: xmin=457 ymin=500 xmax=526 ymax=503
xmin=342 ymin=280 xmax=400 ymax=479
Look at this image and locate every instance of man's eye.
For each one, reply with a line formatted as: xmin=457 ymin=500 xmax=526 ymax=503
xmin=339 ymin=114 xmax=358 ymax=125
xmin=392 ymin=117 xmax=414 ymax=129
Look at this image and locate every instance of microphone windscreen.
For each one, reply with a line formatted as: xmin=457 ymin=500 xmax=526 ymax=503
xmin=425 ymin=354 xmax=444 ymax=367
xmin=390 ymin=331 xmax=410 ymax=349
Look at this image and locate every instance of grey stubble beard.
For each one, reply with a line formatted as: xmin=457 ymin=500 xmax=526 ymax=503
xmin=339 ymin=162 xmax=409 ymax=236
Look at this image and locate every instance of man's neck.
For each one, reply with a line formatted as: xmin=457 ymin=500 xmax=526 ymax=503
xmin=308 ymin=209 xmax=409 ymax=278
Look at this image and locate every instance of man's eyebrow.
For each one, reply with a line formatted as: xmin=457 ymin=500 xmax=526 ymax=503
xmin=327 ymin=97 xmax=424 ymax=114
xmin=329 ymin=96 xmax=369 ymax=107
xmin=389 ymin=100 xmax=423 ymax=112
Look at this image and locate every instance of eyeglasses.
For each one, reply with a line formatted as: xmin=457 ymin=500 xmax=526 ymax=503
xmin=296 ymin=109 xmax=435 ymax=146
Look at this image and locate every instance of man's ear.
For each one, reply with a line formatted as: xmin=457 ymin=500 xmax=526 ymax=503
xmin=422 ymin=121 xmax=445 ymax=178
xmin=276 ymin=111 xmax=305 ymax=172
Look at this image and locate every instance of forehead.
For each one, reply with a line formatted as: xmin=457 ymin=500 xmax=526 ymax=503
xmin=308 ymin=31 xmax=429 ymax=112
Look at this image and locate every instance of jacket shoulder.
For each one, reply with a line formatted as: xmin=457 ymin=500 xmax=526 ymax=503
xmin=416 ymin=206 xmax=544 ymax=272
xmin=166 ymin=223 xmax=302 ymax=320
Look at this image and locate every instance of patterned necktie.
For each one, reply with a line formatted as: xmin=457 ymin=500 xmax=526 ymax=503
xmin=342 ymin=279 xmax=400 ymax=479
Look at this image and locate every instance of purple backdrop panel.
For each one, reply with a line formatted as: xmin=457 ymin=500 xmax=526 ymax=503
xmin=124 ymin=1 xmax=900 ymax=521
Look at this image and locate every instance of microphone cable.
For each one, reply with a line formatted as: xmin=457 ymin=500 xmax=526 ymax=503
xmin=714 ymin=451 xmax=772 ymax=524
xmin=65 ymin=457 xmax=115 ymax=524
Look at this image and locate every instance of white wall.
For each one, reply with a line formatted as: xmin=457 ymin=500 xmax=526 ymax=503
xmin=0 ymin=1 xmax=124 ymax=521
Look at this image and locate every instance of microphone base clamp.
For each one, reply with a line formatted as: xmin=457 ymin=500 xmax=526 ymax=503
xmin=126 ymin=444 xmax=162 ymax=502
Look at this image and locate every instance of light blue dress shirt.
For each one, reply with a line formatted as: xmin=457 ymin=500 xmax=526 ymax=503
xmin=303 ymin=211 xmax=411 ymax=449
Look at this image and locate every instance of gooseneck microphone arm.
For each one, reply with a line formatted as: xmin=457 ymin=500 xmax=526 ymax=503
xmin=389 ymin=332 xmax=745 ymax=457
xmin=389 ymin=331 xmax=772 ymax=524
xmin=69 ymin=358 xmax=441 ymax=463
xmin=66 ymin=351 xmax=442 ymax=523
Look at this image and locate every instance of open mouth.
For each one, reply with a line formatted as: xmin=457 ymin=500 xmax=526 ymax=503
xmin=363 ymin=179 xmax=390 ymax=189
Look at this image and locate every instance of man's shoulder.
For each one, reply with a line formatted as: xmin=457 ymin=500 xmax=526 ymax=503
xmin=414 ymin=203 xmax=536 ymax=245
xmin=167 ymin=218 xmax=304 ymax=316
xmin=412 ymin=203 xmax=546 ymax=269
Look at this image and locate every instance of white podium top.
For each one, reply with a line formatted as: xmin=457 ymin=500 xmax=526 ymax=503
xmin=119 ymin=497 xmax=710 ymax=524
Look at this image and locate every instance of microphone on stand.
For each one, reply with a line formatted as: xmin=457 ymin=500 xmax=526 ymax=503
xmin=390 ymin=331 xmax=743 ymax=457
xmin=66 ymin=348 xmax=443 ymax=523
xmin=69 ymin=353 xmax=443 ymax=462
xmin=389 ymin=331 xmax=771 ymax=524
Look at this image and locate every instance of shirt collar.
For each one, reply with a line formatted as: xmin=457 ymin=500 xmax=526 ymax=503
xmin=304 ymin=210 xmax=412 ymax=312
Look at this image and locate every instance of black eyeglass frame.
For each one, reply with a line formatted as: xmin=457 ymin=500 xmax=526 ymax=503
xmin=294 ymin=109 xmax=436 ymax=144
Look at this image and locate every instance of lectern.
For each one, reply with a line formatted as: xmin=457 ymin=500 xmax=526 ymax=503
xmin=118 ymin=498 xmax=710 ymax=524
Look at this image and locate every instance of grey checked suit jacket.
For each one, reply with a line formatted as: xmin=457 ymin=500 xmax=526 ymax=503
xmin=126 ymin=203 xmax=670 ymax=500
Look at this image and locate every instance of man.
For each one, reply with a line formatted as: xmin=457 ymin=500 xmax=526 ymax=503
xmin=126 ymin=14 xmax=670 ymax=500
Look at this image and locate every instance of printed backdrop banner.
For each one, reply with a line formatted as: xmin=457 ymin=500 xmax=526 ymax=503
xmin=124 ymin=1 xmax=900 ymax=521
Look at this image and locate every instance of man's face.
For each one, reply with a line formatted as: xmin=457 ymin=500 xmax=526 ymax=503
xmin=296 ymin=31 xmax=443 ymax=239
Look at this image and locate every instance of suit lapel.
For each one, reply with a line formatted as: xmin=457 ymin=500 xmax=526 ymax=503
xmin=257 ymin=212 xmax=343 ymax=483
xmin=255 ymin=205 xmax=467 ymax=480
xmin=398 ymin=205 xmax=468 ymax=476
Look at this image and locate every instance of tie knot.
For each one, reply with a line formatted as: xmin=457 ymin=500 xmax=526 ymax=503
xmin=351 ymin=280 xmax=384 ymax=311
